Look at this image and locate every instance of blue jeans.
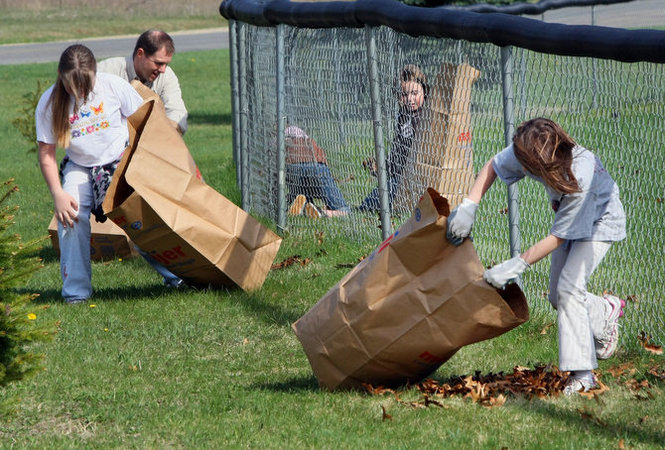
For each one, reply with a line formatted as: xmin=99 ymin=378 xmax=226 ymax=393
xmin=58 ymin=160 xmax=182 ymax=300
xmin=287 ymin=163 xmax=349 ymax=212
xmin=358 ymin=175 xmax=400 ymax=212
xmin=58 ymin=161 xmax=94 ymax=301
xmin=136 ymin=246 xmax=183 ymax=287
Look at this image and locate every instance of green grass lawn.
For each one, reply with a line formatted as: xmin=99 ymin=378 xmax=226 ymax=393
xmin=0 ymin=6 xmax=225 ymax=45
xmin=1 ymin=44 xmax=664 ymax=449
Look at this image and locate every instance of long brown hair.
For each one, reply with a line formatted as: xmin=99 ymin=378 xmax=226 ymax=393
xmin=49 ymin=44 xmax=97 ymax=148
xmin=513 ymin=117 xmax=580 ymax=194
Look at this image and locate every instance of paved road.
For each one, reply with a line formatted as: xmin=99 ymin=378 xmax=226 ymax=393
xmin=537 ymin=0 xmax=663 ymax=27
xmin=0 ymin=28 xmax=228 ymax=66
xmin=0 ymin=0 xmax=661 ymax=66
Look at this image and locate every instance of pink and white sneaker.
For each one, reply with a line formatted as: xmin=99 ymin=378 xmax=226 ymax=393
xmin=595 ymin=294 xmax=626 ymax=360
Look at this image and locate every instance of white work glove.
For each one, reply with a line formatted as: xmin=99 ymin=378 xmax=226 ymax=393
xmin=446 ymin=198 xmax=478 ymax=246
xmin=483 ymin=256 xmax=530 ymax=289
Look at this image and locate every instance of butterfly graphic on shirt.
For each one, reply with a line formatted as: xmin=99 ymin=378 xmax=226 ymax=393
xmin=91 ymin=102 xmax=104 ymax=115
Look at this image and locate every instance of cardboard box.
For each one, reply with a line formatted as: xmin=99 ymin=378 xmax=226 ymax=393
xmin=48 ymin=215 xmax=138 ymax=261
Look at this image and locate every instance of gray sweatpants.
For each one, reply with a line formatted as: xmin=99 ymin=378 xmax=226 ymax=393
xmin=548 ymin=240 xmax=612 ymax=371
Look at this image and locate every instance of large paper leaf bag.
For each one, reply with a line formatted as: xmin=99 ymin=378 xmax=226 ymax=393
xmin=292 ymin=188 xmax=529 ymax=390
xmin=102 ymin=99 xmax=281 ymax=291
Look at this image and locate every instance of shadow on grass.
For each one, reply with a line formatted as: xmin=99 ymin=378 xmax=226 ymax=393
xmin=34 ymin=245 xmax=59 ymax=264
xmin=188 ymin=111 xmax=231 ymax=126
xmin=254 ymin=376 xmax=320 ymax=393
xmin=21 ymin=283 xmax=169 ymax=304
xmin=223 ymin=291 xmax=306 ymax=327
xmin=523 ymin=396 xmax=665 ymax=447
xmin=16 ymin=242 xmax=58 ymax=264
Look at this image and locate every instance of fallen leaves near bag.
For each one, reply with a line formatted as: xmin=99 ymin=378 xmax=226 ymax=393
xmin=364 ymin=365 xmax=572 ymax=409
xmin=271 ymin=245 xmax=338 ymax=271
xmin=336 ymin=255 xmax=367 ymax=269
xmin=607 ymin=361 xmax=663 ymax=401
xmin=364 ymin=361 xmax=664 ymax=411
xmin=271 ymin=254 xmax=312 ymax=270
xmin=577 ymin=406 xmax=606 ymax=426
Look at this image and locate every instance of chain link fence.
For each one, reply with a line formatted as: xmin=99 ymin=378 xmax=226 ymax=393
xmin=223 ymin=0 xmax=665 ymax=348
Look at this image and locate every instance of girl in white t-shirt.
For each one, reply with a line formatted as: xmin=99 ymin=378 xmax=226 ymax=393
xmin=36 ymin=44 xmax=155 ymax=303
xmin=446 ymin=118 xmax=626 ymax=395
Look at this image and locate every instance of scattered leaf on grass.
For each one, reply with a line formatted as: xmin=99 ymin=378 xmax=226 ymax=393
xmin=647 ymin=366 xmax=665 ymax=381
xmin=625 ymin=378 xmax=650 ymax=392
xmin=423 ymin=394 xmax=446 ymax=408
xmin=577 ymin=407 xmax=606 ymax=426
xmin=271 ymin=255 xmax=312 ymax=270
xmin=380 ymin=405 xmax=392 ymax=421
xmin=578 ymin=379 xmax=609 ymax=400
xmin=485 ymin=394 xmax=506 ymax=408
xmin=625 ymin=378 xmax=654 ymax=401
xmin=638 ymin=331 xmax=663 ymax=355
xmin=626 ymin=294 xmax=640 ymax=304
xmin=606 ymin=362 xmax=636 ymax=378
xmin=363 ymin=383 xmax=396 ymax=397
xmin=540 ymin=322 xmax=554 ymax=335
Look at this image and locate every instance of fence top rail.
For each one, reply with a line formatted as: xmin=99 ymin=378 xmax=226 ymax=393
xmin=219 ymin=0 xmax=665 ymax=63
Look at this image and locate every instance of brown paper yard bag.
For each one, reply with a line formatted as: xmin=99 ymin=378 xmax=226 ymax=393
xmin=102 ymin=99 xmax=282 ymax=291
xmin=48 ymin=215 xmax=138 ymax=261
xmin=292 ymin=188 xmax=528 ymax=390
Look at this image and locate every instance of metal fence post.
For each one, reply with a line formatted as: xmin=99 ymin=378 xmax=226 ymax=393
xmin=229 ymin=20 xmax=242 ymax=189
xmin=333 ymin=29 xmax=347 ymax=146
xmin=500 ymin=46 xmax=521 ymax=261
xmin=276 ymin=24 xmax=287 ymax=234
xmin=365 ymin=25 xmax=391 ymax=240
xmin=591 ymin=5 xmax=598 ymax=109
xmin=238 ymin=22 xmax=250 ymax=211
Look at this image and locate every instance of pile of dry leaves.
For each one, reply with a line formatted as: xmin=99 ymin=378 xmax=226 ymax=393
xmin=364 ymin=364 xmax=579 ymax=411
xmin=365 ymin=351 xmax=663 ymax=414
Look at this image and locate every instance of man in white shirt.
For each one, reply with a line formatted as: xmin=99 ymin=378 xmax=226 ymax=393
xmin=98 ymin=29 xmax=188 ymax=135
